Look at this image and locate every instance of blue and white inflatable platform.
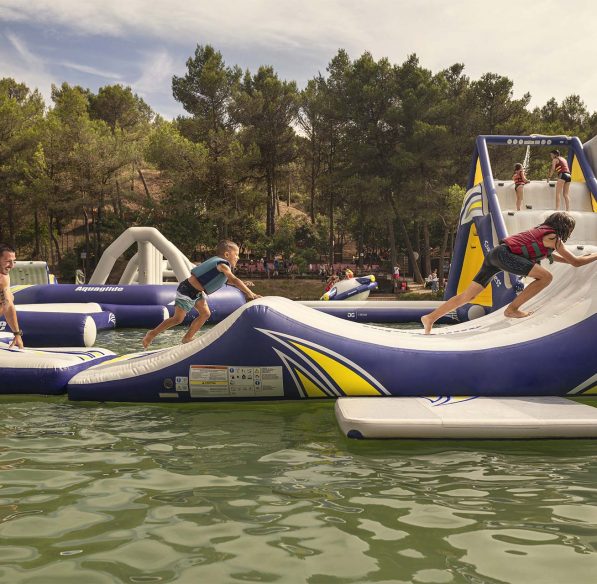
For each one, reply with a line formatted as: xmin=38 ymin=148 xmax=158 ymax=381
xmin=0 ymin=344 xmax=114 ymax=394
xmin=67 ymin=251 xmax=596 ymax=403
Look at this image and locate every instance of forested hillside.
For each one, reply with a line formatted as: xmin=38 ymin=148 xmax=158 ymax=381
xmin=1 ymin=46 xmax=595 ymax=282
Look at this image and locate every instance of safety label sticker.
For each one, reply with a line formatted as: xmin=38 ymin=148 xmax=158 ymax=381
xmin=175 ymin=376 xmax=189 ymax=391
xmin=189 ymin=365 xmax=284 ymax=398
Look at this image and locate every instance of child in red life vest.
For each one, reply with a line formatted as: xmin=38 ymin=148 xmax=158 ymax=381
xmin=324 ymin=274 xmax=340 ymax=292
xmin=512 ymin=163 xmax=530 ymax=211
xmin=421 ymin=212 xmax=597 ymax=334
xmin=547 ymin=149 xmax=572 ymax=211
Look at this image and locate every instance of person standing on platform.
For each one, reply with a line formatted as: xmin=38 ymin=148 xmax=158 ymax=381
xmin=513 ymin=162 xmax=530 ymax=211
xmin=547 ymin=149 xmax=572 ymax=211
xmin=0 ymin=243 xmax=24 ymax=349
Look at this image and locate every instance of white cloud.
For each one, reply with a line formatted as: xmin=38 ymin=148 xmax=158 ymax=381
xmin=1 ymin=0 xmax=596 ymax=113
xmin=59 ymin=61 xmax=123 ymax=80
xmin=0 ymin=32 xmax=55 ymax=103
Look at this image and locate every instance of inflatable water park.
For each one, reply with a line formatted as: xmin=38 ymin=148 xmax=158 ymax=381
xmin=2 ymin=134 xmax=597 ymax=438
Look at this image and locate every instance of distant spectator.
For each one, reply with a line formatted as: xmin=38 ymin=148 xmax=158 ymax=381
xmin=430 ymin=269 xmax=439 ymax=292
xmin=324 ymin=274 xmax=340 ymax=292
xmin=392 ymin=265 xmax=400 ymax=292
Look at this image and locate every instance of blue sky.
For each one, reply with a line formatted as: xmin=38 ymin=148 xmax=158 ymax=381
xmin=1 ymin=0 xmax=596 ymax=119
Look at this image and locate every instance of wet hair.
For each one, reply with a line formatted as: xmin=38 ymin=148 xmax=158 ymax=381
xmin=0 ymin=243 xmax=15 ymax=257
xmin=514 ymin=163 xmax=522 ymax=170
xmin=550 ymin=149 xmax=561 ymax=156
xmin=542 ymin=212 xmax=575 ymax=242
xmin=216 ymin=240 xmax=238 ymax=256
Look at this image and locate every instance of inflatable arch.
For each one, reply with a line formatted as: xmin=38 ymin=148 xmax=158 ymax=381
xmin=89 ymin=226 xmax=195 ymax=285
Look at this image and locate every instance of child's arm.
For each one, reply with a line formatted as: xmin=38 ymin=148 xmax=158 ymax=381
xmin=218 ymin=264 xmax=261 ymax=300
xmin=553 ymin=242 xmax=597 ymax=267
xmin=521 ymin=170 xmax=530 ymax=183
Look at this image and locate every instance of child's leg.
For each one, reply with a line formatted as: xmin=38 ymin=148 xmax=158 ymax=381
xmin=515 ymin=186 xmax=523 ymax=211
xmin=143 ymin=307 xmax=187 ymax=348
xmin=181 ymin=298 xmax=211 ymax=343
xmin=563 ymin=181 xmax=571 ymax=211
xmin=421 ymin=281 xmax=484 ymax=334
xmin=504 ymin=264 xmax=552 ymax=318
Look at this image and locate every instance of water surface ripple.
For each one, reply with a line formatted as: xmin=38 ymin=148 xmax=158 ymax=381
xmin=0 ymin=329 xmax=596 ymax=583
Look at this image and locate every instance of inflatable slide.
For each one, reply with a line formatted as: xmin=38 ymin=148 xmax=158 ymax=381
xmin=67 ymin=247 xmax=596 ymax=402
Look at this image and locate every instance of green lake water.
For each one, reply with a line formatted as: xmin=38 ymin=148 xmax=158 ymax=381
xmin=1 ymin=327 xmax=597 ymax=583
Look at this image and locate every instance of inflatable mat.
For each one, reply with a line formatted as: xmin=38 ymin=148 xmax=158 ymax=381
xmin=0 ymin=346 xmax=115 ymax=394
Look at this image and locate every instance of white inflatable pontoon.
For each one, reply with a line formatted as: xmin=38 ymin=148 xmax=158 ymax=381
xmin=335 ymin=396 xmax=597 ymax=439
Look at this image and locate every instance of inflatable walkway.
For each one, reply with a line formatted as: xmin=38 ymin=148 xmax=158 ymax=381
xmin=67 ymin=249 xmax=596 ymax=402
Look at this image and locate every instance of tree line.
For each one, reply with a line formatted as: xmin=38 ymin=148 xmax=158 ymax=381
xmin=1 ymin=45 xmax=596 ymax=282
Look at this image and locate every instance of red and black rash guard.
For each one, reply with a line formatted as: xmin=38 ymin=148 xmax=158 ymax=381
xmin=502 ymin=225 xmax=556 ymax=262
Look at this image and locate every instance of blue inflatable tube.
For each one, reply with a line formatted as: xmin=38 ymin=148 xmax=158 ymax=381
xmin=167 ymin=286 xmax=247 ymax=324
xmin=1 ymin=312 xmax=96 ymax=347
xmin=90 ymin=311 xmax=116 ymax=331
xmin=12 ymin=284 xmax=177 ymax=306
xmin=100 ymin=304 xmax=169 ymax=328
xmin=304 ymin=302 xmax=456 ymax=324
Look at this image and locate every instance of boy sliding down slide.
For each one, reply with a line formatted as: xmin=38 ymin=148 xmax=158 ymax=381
xmin=143 ymin=240 xmax=261 ymax=348
xmin=421 ymin=212 xmax=597 ymax=334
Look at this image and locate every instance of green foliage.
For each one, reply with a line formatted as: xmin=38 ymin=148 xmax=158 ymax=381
xmin=1 ymin=46 xmax=596 ymax=274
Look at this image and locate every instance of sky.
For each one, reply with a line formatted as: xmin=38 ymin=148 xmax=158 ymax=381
xmin=1 ymin=0 xmax=596 ymax=120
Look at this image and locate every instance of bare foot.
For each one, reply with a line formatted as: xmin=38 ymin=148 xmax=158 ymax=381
xmin=421 ymin=314 xmax=435 ymax=335
xmin=142 ymin=332 xmax=155 ymax=349
xmin=504 ymin=308 xmax=532 ymax=319
xmin=181 ymin=335 xmax=194 ymax=344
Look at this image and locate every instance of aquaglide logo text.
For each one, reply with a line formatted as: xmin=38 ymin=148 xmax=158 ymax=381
xmin=75 ymin=286 xmax=124 ymax=292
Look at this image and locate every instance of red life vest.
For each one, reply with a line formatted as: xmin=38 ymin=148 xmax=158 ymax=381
xmin=555 ymin=156 xmax=570 ymax=174
xmin=502 ymin=225 xmax=556 ymax=263
xmin=513 ymin=169 xmax=525 ymax=185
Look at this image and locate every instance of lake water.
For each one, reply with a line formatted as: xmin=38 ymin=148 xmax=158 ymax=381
xmin=1 ymin=327 xmax=596 ymax=583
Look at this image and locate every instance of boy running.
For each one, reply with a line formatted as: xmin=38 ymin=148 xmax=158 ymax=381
xmin=143 ymin=240 xmax=260 ymax=348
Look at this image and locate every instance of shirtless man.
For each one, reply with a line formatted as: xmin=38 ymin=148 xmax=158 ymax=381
xmin=0 ymin=243 xmax=24 ymax=349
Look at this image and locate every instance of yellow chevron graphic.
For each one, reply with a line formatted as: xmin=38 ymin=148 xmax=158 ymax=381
xmin=580 ymin=385 xmax=597 ymax=395
xmin=10 ymin=285 xmax=33 ymax=294
xmin=290 ymin=341 xmax=382 ymax=396
xmin=296 ymin=369 xmax=328 ymax=398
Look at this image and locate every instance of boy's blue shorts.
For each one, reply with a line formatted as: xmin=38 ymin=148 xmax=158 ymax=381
xmin=174 ymin=280 xmax=204 ymax=313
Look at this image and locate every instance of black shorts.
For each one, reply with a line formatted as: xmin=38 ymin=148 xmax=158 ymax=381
xmin=472 ymin=244 xmax=535 ymax=287
xmin=558 ymin=172 xmax=571 ymax=183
